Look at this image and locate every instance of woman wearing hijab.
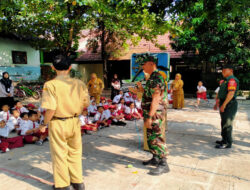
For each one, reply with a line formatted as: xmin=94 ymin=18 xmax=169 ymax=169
xmin=0 ymin=72 xmax=14 ymax=110
xmin=171 ymin=73 xmax=184 ymax=109
xmin=111 ymin=74 xmax=122 ymax=100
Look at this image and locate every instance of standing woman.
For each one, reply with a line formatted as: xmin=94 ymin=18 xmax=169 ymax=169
xmin=111 ymin=74 xmax=121 ymax=100
xmin=0 ymin=72 xmax=15 ymax=110
xmin=171 ymin=73 xmax=184 ymax=109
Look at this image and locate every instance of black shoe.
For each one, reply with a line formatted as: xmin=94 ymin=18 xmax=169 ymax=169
xmin=52 ymin=185 xmax=71 ymax=190
xmin=142 ymin=155 xmax=159 ymax=166
xmin=149 ymin=158 xmax=170 ymax=176
xmin=215 ymin=144 xmax=232 ymax=149
xmin=71 ymin=183 xmax=85 ymax=190
xmin=215 ymin=140 xmax=226 ymax=144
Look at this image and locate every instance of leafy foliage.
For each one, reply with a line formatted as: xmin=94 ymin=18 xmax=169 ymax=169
xmin=169 ymin=0 xmax=250 ymax=66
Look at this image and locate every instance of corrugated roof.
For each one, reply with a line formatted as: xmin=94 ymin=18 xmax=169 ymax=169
xmin=76 ymin=33 xmax=184 ymax=62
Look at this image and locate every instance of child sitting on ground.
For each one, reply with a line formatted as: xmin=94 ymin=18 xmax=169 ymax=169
xmin=79 ymin=108 xmax=98 ymax=134
xmin=99 ymin=97 xmax=107 ymax=106
xmin=124 ymin=92 xmax=133 ymax=105
xmin=134 ymin=96 xmax=143 ymax=117
xmin=0 ymin=118 xmax=23 ymax=153
xmin=20 ymin=111 xmax=48 ymax=146
xmin=93 ymin=106 xmax=111 ymax=129
xmin=8 ymin=109 xmax=22 ymax=132
xmin=113 ymin=90 xmax=123 ymax=104
xmin=124 ymin=102 xmax=142 ymax=120
xmin=109 ymin=105 xmax=126 ymax=126
xmin=90 ymin=96 xmax=95 ymax=103
xmin=196 ymin=81 xmax=209 ymax=107
xmin=88 ymin=100 xmax=97 ymax=117
xmin=13 ymin=101 xmax=29 ymax=114
xmin=117 ymin=98 xmax=126 ymax=115
xmin=0 ymin=104 xmax=11 ymax=122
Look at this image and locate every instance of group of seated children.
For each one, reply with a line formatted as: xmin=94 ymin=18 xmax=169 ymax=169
xmin=0 ymin=101 xmax=48 ymax=153
xmin=80 ymin=91 xmax=143 ymax=134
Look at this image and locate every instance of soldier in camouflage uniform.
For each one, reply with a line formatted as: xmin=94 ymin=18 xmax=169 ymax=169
xmin=138 ymin=54 xmax=170 ymax=175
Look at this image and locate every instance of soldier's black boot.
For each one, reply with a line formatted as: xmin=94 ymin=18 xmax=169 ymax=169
xmin=149 ymin=158 xmax=170 ymax=176
xmin=142 ymin=155 xmax=159 ymax=166
xmin=71 ymin=183 xmax=85 ymax=190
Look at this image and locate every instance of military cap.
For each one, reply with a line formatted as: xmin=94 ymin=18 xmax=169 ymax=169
xmin=222 ymin=65 xmax=234 ymax=70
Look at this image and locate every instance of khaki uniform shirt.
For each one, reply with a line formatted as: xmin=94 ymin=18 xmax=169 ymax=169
xmin=87 ymin=78 xmax=104 ymax=94
xmin=41 ymin=75 xmax=89 ymax=117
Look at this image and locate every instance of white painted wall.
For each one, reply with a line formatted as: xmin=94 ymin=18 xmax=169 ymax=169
xmin=0 ymin=37 xmax=40 ymax=66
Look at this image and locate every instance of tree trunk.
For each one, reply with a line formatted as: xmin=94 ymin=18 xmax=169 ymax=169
xmin=100 ymin=21 xmax=108 ymax=89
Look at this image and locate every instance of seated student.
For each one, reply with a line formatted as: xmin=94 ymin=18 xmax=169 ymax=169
xmin=37 ymin=107 xmax=46 ymax=124
xmin=13 ymin=101 xmax=29 ymax=114
xmin=113 ymin=90 xmax=123 ymax=104
xmin=79 ymin=108 xmax=98 ymax=134
xmin=20 ymin=111 xmax=48 ymax=146
xmin=90 ymin=96 xmax=95 ymax=103
xmin=93 ymin=106 xmax=111 ymax=128
xmin=109 ymin=105 xmax=126 ymax=126
xmin=18 ymin=112 xmax=29 ymax=135
xmin=0 ymin=104 xmax=11 ymax=122
xmin=107 ymin=99 xmax=113 ymax=106
xmin=134 ymin=96 xmax=143 ymax=117
xmin=0 ymin=118 xmax=23 ymax=153
xmin=117 ymin=98 xmax=126 ymax=115
xmin=26 ymin=103 xmax=37 ymax=111
xmin=124 ymin=92 xmax=133 ymax=105
xmin=124 ymin=102 xmax=142 ymax=120
xmin=99 ymin=97 xmax=107 ymax=106
xmin=88 ymin=100 xmax=97 ymax=117
xmin=196 ymin=81 xmax=209 ymax=107
xmin=8 ymin=109 xmax=22 ymax=132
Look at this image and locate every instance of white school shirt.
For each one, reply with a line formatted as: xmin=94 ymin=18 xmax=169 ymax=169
xmin=117 ymin=103 xmax=125 ymax=111
xmin=215 ymin=87 xmax=220 ymax=94
xmin=20 ymin=120 xmax=39 ymax=136
xmin=124 ymin=92 xmax=133 ymax=103
xmin=93 ymin=112 xmax=106 ymax=122
xmin=88 ymin=105 xmax=97 ymax=113
xmin=0 ymin=111 xmax=11 ymax=122
xmin=20 ymin=106 xmax=29 ymax=113
xmin=7 ymin=116 xmax=21 ymax=132
xmin=197 ymin=86 xmax=207 ymax=93
xmin=134 ymin=100 xmax=142 ymax=109
xmin=113 ymin=94 xmax=122 ymax=104
xmin=125 ymin=106 xmax=138 ymax=114
xmin=104 ymin=109 xmax=111 ymax=119
xmin=79 ymin=115 xmax=92 ymax=126
xmin=0 ymin=122 xmax=14 ymax=137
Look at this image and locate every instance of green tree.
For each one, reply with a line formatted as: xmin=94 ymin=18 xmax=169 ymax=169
xmin=169 ymin=0 xmax=250 ymax=68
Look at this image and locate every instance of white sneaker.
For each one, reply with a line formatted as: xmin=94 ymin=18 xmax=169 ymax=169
xmin=6 ymin=148 xmax=10 ymax=152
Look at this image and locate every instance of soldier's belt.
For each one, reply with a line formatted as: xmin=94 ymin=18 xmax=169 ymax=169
xmin=52 ymin=114 xmax=79 ymax=121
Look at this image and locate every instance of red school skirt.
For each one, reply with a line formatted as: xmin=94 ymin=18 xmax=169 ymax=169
xmin=197 ymin=92 xmax=207 ymax=100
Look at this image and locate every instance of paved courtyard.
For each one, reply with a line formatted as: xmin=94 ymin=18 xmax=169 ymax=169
xmin=0 ymin=99 xmax=250 ymax=190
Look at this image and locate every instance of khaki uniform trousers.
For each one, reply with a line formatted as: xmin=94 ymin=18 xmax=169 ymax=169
xmin=49 ymin=118 xmax=83 ymax=188
xmin=143 ymin=113 xmax=167 ymax=151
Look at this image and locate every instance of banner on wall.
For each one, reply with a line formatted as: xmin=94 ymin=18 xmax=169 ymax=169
xmin=0 ymin=66 xmax=40 ymax=81
xmin=130 ymin=52 xmax=170 ymax=82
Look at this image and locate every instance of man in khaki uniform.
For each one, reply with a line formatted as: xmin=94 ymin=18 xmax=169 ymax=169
xmin=87 ymin=73 xmax=104 ymax=104
xmin=40 ymin=55 xmax=89 ymax=190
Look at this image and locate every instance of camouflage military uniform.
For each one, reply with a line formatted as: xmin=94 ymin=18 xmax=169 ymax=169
xmin=142 ymin=70 xmax=168 ymax=159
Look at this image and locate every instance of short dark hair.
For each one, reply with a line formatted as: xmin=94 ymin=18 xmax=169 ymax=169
xmin=53 ymin=55 xmax=71 ymax=71
xmin=28 ymin=110 xmax=37 ymax=117
xmin=20 ymin=112 xmax=28 ymax=118
xmin=97 ymin=106 xmax=104 ymax=110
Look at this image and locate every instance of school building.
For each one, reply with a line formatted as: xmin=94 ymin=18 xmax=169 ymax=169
xmin=0 ymin=33 xmax=41 ymax=81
